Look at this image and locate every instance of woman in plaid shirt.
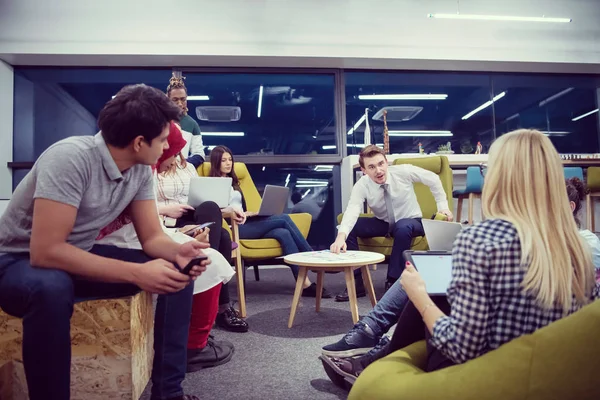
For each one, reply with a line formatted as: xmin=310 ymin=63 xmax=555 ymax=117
xmin=398 ymin=129 xmax=600 ymax=370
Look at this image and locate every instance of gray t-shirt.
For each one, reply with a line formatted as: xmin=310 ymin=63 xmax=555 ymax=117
xmin=0 ymin=133 xmax=155 ymax=253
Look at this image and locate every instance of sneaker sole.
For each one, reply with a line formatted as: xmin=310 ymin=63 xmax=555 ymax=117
xmin=321 ymin=347 xmax=372 ymax=358
xmin=319 ymin=356 xmax=356 ymax=388
xmin=186 ymin=347 xmax=235 ymax=373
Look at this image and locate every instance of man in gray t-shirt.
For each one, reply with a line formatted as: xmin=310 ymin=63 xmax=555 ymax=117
xmin=0 ymin=85 xmax=206 ymax=400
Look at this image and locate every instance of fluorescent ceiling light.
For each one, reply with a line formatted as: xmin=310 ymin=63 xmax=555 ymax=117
xmin=427 ymin=13 xmax=571 ymax=23
xmin=202 ymin=132 xmax=245 ymax=137
xmin=296 ymin=183 xmax=328 ymax=188
xmin=297 ymin=179 xmax=328 ymax=184
xmin=358 ymin=94 xmax=448 ymax=100
xmin=462 ymin=91 xmax=506 ymax=120
xmin=572 ymin=108 xmax=599 ymax=122
xmin=539 ymin=88 xmax=573 ymax=107
xmin=347 ymin=114 xmax=366 ymax=135
xmin=302 ymin=189 xmax=311 ymax=199
xmin=262 ymin=166 xmax=266 ymax=171
xmin=388 ymin=130 xmax=452 ymax=137
xmin=543 ymin=131 xmax=570 ymax=136
xmin=207 ymin=145 xmax=217 ymax=150
xmin=284 ymin=173 xmax=291 ymax=187
xmin=257 ymin=85 xmax=264 ymax=118
xmin=322 ymin=143 xmax=383 ymax=150
xmin=314 ymin=165 xmax=334 ymax=171
xmin=504 ymin=113 xmax=520 ymax=122
xmin=187 ymin=95 xmax=210 ymax=101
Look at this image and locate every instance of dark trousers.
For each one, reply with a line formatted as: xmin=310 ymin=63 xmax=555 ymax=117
xmin=0 ymin=245 xmax=193 ymax=400
xmin=388 ymin=297 xmax=455 ymax=372
xmin=346 ymin=217 xmax=424 ymax=285
xmin=177 ymin=200 xmax=232 ymax=306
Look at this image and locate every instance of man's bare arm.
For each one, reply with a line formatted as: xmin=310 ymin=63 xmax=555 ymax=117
xmin=30 ymin=198 xmax=142 ymax=283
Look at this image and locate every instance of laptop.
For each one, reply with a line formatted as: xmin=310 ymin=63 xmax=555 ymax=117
xmin=403 ymin=250 xmax=453 ymax=295
xmin=256 ymin=185 xmax=290 ymax=216
xmin=422 ymin=219 xmax=464 ymax=251
xmin=187 ymin=177 xmax=232 ymax=208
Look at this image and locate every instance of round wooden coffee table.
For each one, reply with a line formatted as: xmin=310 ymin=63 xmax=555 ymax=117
xmin=283 ymin=250 xmax=385 ymax=328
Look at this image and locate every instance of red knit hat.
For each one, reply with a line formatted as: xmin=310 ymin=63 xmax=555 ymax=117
xmin=155 ymin=121 xmax=187 ymax=170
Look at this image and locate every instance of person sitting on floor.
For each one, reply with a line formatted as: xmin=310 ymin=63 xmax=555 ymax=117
xmin=0 ymin=84 xmax=207 ymax=400
xmin=209 ymin=145 xmax=331 ymax=297
xmin=320 ymin=130 xmax=600 ymax=389
xmin=320 ymin=175 xmax=600 ymax=363
xmin=155 ymin=122 xmax=248 ymax=333
xmin=330 ymin=145 xmax=453 ymax=302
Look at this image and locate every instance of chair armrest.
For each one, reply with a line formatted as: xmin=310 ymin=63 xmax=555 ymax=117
xmin=288 ymin=213 xmax=312 ymax=238
xmin=336 ymin=213 xmax=374 ymax=224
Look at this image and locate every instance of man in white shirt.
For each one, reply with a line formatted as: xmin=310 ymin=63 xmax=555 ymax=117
xmin=330 ymin=145 xmax=453 ymax=302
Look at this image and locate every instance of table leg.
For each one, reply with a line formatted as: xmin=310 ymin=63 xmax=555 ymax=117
xmin=315 ymin=270 xmax=324 ymax=312
xmin=344 ymin=267 xmax=359 ymax=324
xmin=361 ymin=265 xmax=377 ymax=307
xmin=288 ymin=266 xmax=308 ymax=328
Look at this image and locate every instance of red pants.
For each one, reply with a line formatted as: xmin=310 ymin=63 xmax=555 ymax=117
xmin=187 ymin=283 xmax=222 ymax=349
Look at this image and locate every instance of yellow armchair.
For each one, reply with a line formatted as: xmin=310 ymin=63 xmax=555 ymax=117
xmin=337 ymin=156 xmax=454 ymax=256
xmin=197 ymin=162 xmax=313 ymax=315
xmin=349 ymin=300 xmax=600 ymax=400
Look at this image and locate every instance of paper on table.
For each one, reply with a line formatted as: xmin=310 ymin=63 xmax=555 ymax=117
xmin=298 ymin=250 xmax=367 ymax=262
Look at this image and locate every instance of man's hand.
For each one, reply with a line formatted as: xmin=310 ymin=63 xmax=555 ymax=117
xmin=132 ymin=259 xmax=192 ymax=294
xmin=175 ymin=240 xmax=210 ymax=278
xmin=162 ymin=204 xmax=195 ymax=219
xmin=437 ymin=209 xmax=454 ymax=222
xmin=330 ymin=234 xmax=347 ymax=254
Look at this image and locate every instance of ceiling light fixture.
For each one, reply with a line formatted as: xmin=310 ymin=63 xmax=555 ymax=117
xmin=202 ymin=132 xmax=245 ymax=137
xmin=427 ymin=13 xmax=571 ymax=23
xmin=322 ymin=143 xmax=384 ymax=150
xmin=187 ymin=95 xmax=210 ymax=101
xmin=388 ymin=130 xmax=453 ymax=137
xmin=358 ymin=94 xmax=448 ymax=100
xmin=314 ymin=165 xmax=334 ymax=171
xmin=302 ymin=189 xmax=311 ymax=199
xmin=284 ymin=174 xmax=291 ymax=187
xmin=539 ymin=88 xmax=574 ymax=107
xmin=462 ymin=91 xmax=506 ymax=120
xmin=257 ymin=85 xmax=264 ymax=118
xmin=347 ymin=114 xmax=366 ymax=135
xmin=296 ymin=183 xmax=328 ymax=188
xmin=572 ymin=108 xmax=599 ymax=122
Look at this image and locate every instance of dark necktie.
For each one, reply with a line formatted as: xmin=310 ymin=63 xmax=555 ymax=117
xmin=381 ymin=184 xmax=395 ymax=235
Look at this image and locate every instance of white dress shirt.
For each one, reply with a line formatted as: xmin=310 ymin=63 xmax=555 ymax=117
xmin=338 ymin=164 xmax=449 ymax=236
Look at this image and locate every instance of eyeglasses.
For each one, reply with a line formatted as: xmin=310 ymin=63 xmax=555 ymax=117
xmin=479 ymin=163 xmax=487 ymax=178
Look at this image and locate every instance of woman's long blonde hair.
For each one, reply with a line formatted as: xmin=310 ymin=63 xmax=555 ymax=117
xmin=482 ymin=129 xmax=594 ymax=312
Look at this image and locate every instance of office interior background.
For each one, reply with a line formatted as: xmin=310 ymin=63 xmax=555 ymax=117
xmin=2 ymin=0 xmax=600 ymax=250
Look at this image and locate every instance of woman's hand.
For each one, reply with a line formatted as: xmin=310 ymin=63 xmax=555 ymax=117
xmin=400 ymin=262 xmax=428 ymax=302
xmin=232 ymin=209 xmax=247 ymax=224
xmin=245 ymin=211 xmax=258 ymax=218
xmin=160 ymin=204 xmax=194 ymax=219
xmin=194 ymin=227 xmax=210 ymax=243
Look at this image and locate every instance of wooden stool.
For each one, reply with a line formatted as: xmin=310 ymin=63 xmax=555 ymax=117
xmin=586 ymin=167 xmax=600 ymax=232
xmin=0 ymin=292 xmax=154 ymax=400
xmin=284 ymin=251 xmax=385 ymax=328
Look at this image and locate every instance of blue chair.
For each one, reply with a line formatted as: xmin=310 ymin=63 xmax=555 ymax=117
xmin=453 ymin=166 xmax=484 ymax=224
xmin=564 ymin=167 xmax=584 ymax=181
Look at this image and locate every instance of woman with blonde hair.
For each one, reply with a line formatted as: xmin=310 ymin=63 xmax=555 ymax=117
xmin=323 ymin=129 xmax=599 ymax=386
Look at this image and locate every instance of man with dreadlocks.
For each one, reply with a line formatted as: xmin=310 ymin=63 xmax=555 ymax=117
xmin=167 ymin=74 xmax=206 ymax=168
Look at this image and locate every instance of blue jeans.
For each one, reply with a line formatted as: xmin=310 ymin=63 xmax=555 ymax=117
xmin=0 ymin=245 xmax=193 ymax=400
xmin=238 ymin=214 xmax=313 ymax=278
xmin=361 ymin=277 xmax=409 ymax=337
xmin=346 ymin=217 xmax=424 ymax=283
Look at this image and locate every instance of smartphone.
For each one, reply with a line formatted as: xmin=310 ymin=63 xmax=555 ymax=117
xmin=182 ymin=221 xmax=214 ymax=236
xmin=179 ymin=256 xmax=209 ymax=275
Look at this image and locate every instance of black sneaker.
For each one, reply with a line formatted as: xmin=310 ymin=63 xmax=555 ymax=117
xmin=321 ymin=321 xmax=379 ymax=357
xmin=302 ymin=282 xmax=333 ymax=298
xmin=334 ymin=285 xmax=366 ymax=302
xmin=319 ymin=336 xmax=391 ymax=390
xmin=186 ymin=338 xmax=234 ymax=372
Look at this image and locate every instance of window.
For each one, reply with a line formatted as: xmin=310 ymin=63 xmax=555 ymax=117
xmin=491 ymin=74 xmax=600 ymax=153
xmin=244 ymin=164 xmax=335 ymax=249
xmin=178 ymin=71 xmax=337 ymax=155
xmin=344 ymin=71 xmax=495 ymax=155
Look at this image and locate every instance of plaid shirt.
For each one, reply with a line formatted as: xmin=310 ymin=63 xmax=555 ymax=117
xmin=430 ymin=218 xmax=600 ymax=364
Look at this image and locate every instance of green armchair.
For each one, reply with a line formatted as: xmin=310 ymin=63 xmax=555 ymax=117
xmin=349 ymin=299 xmax=600 ymax=400
xmin=337 ymin=156 xmax=454 ymax=255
